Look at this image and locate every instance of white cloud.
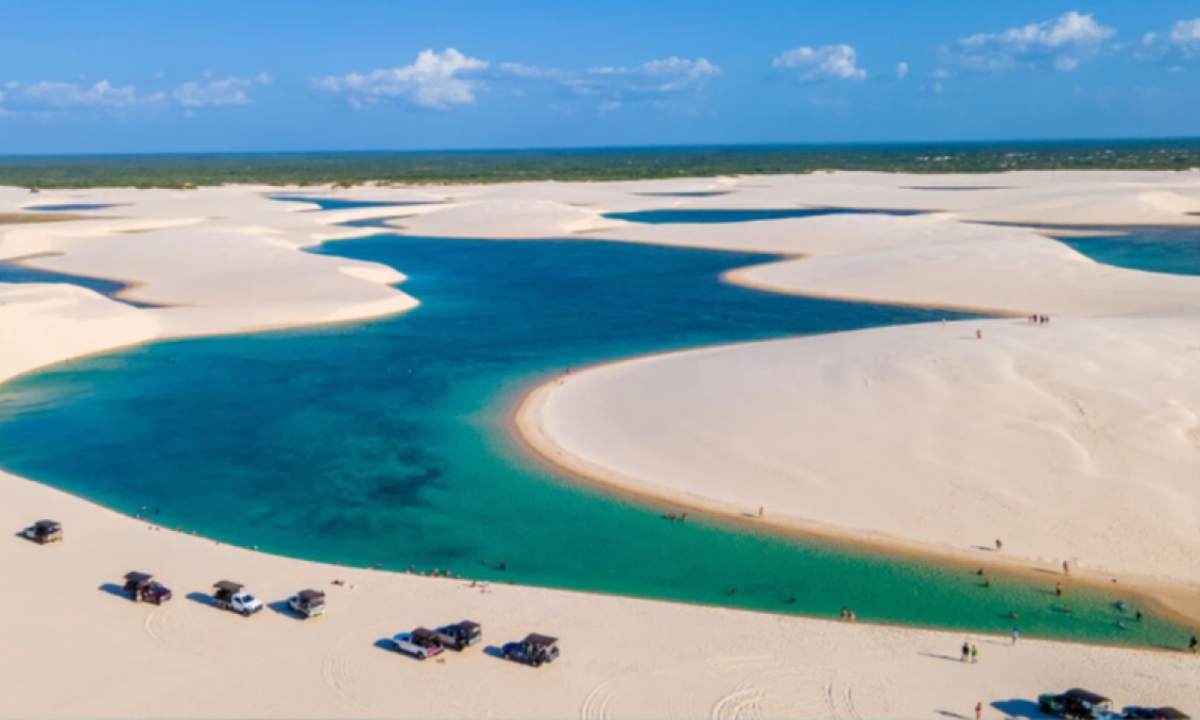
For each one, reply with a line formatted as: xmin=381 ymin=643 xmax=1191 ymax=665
xmin=896 ymin=62 xmax=909 ymax=79
xmin=20 ymin=79 xmax=139 ymax=107
xmin=582 ymin=57 xmax=720 ymax=93
xmin=943 ymin=11 xmax=1114 ymax=72
xmin=1138 ymin=18 xmax=1200 ymax=63
xmin=173 ymin=74 xmax=270 ymax=107
xmin=315 ymin=49 xmax=488 ymax=110
xmin=636 ymin=57 xmax=721 ymax=92
xmin=932 ymin=68 xmax=951 ymax=78
xmin=497 ymin=56 xmax=719 ymax=110
xmin=498 ymin=62 xmax=567 ymax=80
xmin=773 ymin=45 xmax=866 ymax=82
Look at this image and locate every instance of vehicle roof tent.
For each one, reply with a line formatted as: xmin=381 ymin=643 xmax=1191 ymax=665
xmin=523 ymin=633 xmax=558 ymax=647
xmin=412 ymin=628 xmax=439 ymax=642
xmin=213 ymin=581 xmax=243 ymax=593
xmin=124 ymin=572 xmax=153 ymax=585
xmin=1154 ymin=708 xmax=1190 ymax=720
xmin=298 ymin=589 xmax=325 ymax=602
xmin=33 ymin=520 xmax=60 ymax=530
xmin=1066 ymin=690 xmax=1112 ymax=705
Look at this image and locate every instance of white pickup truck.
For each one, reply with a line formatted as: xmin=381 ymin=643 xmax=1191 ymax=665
xmin=212 ymin=581 xmax=263 ymax=616
xmin=287 ymin=589 xmax=326 ymax=618
xmin=392 ymin=628 xmax=445 ymax=660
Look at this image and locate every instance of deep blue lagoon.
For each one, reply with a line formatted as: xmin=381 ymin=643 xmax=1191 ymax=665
xmin=0 ymin=258 xmax=161 ymax=308
xmin=0 ymin=230 xmax=1189 ymax=648
xmin=605 ymin=207 xmax=927 ymax=224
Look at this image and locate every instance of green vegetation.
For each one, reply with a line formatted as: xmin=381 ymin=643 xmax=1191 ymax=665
xmin=2 ymin=140 xmax=1199 ymax=189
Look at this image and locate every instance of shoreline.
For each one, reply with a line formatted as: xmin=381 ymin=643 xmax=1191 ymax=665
xmin=7 ymin=462 xmax=1199 ymax=718
xmin=512 ymin=362 xmax=1200 ymax=634
xmin=0 ymin=448 xmax=1192 ymax=658
xmin=719 ymin=262 xmax=1026 ymax=318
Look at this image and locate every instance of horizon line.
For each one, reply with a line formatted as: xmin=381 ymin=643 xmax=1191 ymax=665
xmin=4 ymin=136 xmax=1200 ymax=161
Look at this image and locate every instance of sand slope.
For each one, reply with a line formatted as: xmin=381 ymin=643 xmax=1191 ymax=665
xmin=525 ymin=318 xmax=1200 ymax=584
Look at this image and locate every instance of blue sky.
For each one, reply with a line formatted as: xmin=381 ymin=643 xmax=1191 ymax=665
xmin=0 ymin=1 xmax=1198 ymax=154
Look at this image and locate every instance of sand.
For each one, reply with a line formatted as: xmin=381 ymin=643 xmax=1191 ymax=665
xmin=4 ymin=173 xmax=1200 ymax=717
xmin=521 ymin=319 xmax=1200 ymax=585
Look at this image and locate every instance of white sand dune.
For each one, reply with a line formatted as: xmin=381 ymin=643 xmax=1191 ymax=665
xmin=0 ymin=186 xmax=418 ymax=350
xmin=5 ymin=173 xmax=1200 ymax=717
xmin=523 ymin=318 xmax=1200 ymax=584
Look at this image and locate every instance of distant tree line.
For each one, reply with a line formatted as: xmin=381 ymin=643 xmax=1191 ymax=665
xmin=2 ymin=140 xmax=1199 ymax=189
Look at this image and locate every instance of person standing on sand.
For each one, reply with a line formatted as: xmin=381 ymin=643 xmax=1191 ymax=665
xmin=758 ymin=506 xmax=764 ymax=518
xmin=961 ymin=641 xmax=970 ymax=662
xmin=976 ymin=702 xmax=983 ymax=720
xmin=971 ymin=644 xmax=978 ymax=664
xmin=1063 ymin=561 xmax=1070 ymax=575
xmin=1190 ymin=635 xmax=1198 ymax=653
xmin=976 ymin=329 xmax=982 ymax=340
xmin=995 ymin=538 xmax=1003 ymax=551
xmin=1011 ymin=628 xmax=1019 ymax=645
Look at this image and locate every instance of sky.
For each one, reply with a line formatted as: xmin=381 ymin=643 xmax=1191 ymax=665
xmin=0 ymin=0 xmax=1198 ymax=155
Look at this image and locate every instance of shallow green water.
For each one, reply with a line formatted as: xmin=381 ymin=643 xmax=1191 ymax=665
xmin=0 ymin=230 xmax=1191 ymax=649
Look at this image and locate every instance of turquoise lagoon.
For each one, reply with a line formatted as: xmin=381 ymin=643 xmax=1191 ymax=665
xmin=1051 ymin=226 xmax=1200 ymax=277
xmin=0 ymin=226 xmax=1192 ymax=649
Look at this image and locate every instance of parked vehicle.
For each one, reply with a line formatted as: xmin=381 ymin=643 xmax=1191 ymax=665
xmin=212 ymin=581 xmax=263 ymax=616
xmin=502 ymin=633 xmax=560 ymax=667
xmin=1040 ymin=689 xmax=1119 ymax=719
xmin=435 ymin=621 xmax=482 ymax=651
xmin=122 ymin=572 xmax=173 ymax=604
xmin=22 ymin=520 xmax=63 ymax=545
xmin=392 ymin=628 xmax=445 ymax=660
xmin=286 ymin=589 xmax=326 ymax=618
xmin=1124 ymin=708 xmax=1190 ymax=720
